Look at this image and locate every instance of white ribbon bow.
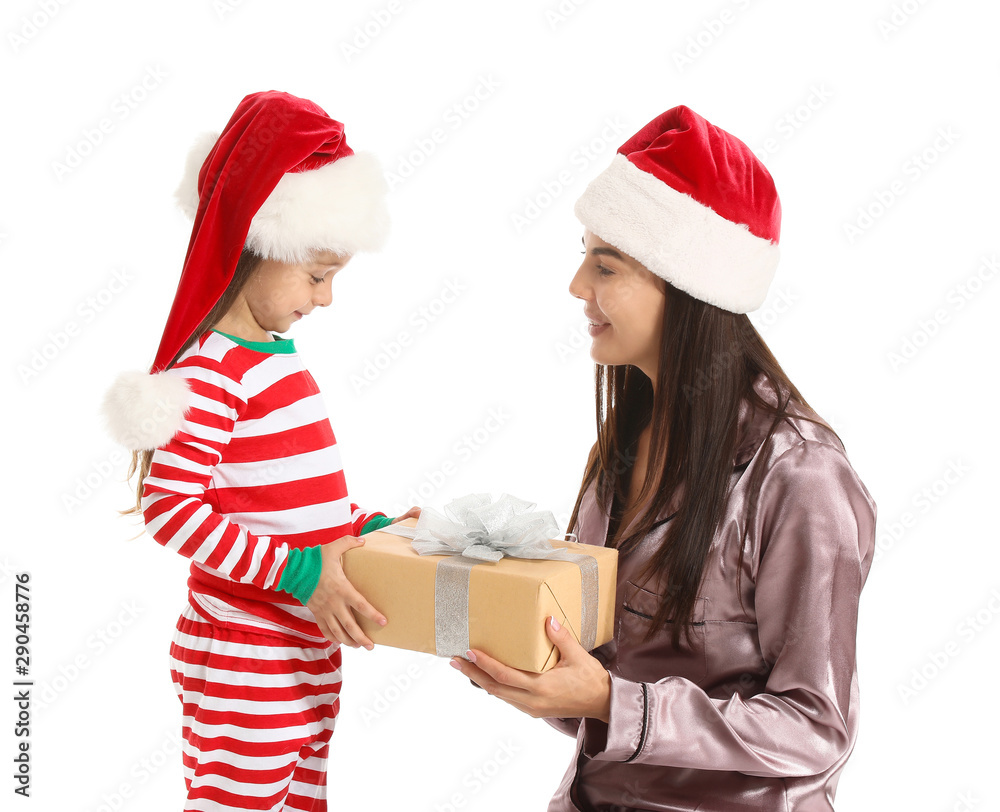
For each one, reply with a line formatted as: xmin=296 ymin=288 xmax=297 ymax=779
xmin=408 ymin=493 xmax=567 ymax=562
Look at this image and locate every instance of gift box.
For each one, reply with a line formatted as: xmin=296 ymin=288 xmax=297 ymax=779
xmin=341 ymin=494 xmax=618 ymax=673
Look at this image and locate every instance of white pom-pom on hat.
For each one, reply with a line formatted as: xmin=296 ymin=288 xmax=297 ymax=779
xmin=102 ymin=370 xmax=190 ymax=451
xmin=173 ymin=132 xmax=220 ymax=218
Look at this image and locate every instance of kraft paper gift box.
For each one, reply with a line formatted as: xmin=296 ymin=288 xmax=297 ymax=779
xmin=341 ymin=511 xmax=618 ymax=673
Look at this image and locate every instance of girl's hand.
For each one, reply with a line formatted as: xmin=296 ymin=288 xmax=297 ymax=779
xmin=306 ymin=535 xmax=386 ymax=650
xmin=451 ymin=616 xmax=612 ymax=722
xmin=392 ymin=506 xmax=421 ymax=523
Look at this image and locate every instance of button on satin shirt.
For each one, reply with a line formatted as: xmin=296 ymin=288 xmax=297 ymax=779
xmin=546 ymin=381 xmax=877 ymax=811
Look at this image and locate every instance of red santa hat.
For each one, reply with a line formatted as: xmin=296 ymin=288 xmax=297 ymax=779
xmin=103 ymin=90 xmax=389 ymax=450
xmin=574 ymin=105 xmax=780 ymax=314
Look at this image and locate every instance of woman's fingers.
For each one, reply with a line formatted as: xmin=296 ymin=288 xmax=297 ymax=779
xmin=546 ymin=614 xmax=585 ymax=662
xmin=453 ymin=660 xmax=550 ymax=718
xmin=452 ymin=651 xmax=538 ymax=707
xmin=462 ymin=648 xmax=533 ymax=692
xmin=450 ymin=617 xmax=613 ymax=721
xmin=452 ymin=658 xmax=503 ymax=698
xmin=460 ymin=617 xmax=578 ymax=691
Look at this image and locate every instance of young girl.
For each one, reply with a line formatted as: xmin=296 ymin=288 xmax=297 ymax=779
xmin=104 ymin=90 xmax=417 ymax=811
xmin=453 ymin=106 xmax=876 ymax=811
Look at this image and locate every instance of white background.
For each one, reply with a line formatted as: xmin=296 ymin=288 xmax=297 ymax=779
xmin=2 ymin=0 xmax=998 ymax=809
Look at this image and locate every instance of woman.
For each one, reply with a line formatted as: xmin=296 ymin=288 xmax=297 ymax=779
xmin=451 ymin=106 xmax=876 ymax=811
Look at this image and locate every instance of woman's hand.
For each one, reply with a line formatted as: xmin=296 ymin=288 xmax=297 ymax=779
xmin=306 ymin=535 xmax=387 ymax=650
xmin=392 ymin=506 xmax=421 ymax=523
xmin=451 ymin=616 xmax=612 ymax=722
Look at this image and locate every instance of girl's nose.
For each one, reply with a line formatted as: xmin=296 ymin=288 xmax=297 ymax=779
xmin=313 ymin=283 xmax=333 ymax=307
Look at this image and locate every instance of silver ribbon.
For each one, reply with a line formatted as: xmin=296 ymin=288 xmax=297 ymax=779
xmin=562 ymin=552 xmax=599 ymax=652
xmin=381 ymin=493 xmax=599 ymax=658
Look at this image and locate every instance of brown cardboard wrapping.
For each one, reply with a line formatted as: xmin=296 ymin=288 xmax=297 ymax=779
xmin=342 ymin=518 xmax=618 ymax=673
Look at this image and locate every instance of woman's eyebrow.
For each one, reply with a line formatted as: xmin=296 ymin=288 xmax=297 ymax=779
xmin=591 ymin=246 xmax=625 ymax=260
xmin=581 ymin=236 xmax=625 ymax=261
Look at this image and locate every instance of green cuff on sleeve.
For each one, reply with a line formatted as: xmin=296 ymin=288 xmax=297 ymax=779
xmin=278 ymin=546 xmax=323 ymax=604
xmin=360 ymin=514 xmax=395 ymax=534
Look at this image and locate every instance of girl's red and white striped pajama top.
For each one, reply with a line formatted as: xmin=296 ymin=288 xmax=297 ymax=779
xmin=142 ymin=330 xmax=385 ymax=811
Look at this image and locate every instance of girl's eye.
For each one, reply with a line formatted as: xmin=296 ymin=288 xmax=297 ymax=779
xmin=597 ymin=264 xmax=615 ymax=277
xmin=310 ymin=276 xmax=325 ymax=284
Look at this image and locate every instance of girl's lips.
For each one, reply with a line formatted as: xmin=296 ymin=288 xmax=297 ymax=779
xmin=588 ymin=321 xmax=609 ymax=336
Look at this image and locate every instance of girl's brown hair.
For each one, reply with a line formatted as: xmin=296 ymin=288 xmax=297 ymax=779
xmin=121 ymin=248 xmax=265 ymax=517
xmin=566 ymin=282 xmax=836 ymax=645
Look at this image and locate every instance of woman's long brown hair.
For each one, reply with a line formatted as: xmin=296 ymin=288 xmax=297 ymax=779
xmin=120 ymin=248 xmax=265 ymax=517
xmin=566 ymin=283 xmax=835 ymax=645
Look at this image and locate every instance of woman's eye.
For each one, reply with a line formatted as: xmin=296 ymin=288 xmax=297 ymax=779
xmin=311 ymin=276 xmax=324 ymax=284
xmin=597 ymin=264 xmax=614 ymax=277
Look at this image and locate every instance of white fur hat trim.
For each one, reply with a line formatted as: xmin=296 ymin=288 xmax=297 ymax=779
xmin=174 ymin=134 xmax=389 ymax=261
xmin=574 ymin=154 xmax=780 ymax=314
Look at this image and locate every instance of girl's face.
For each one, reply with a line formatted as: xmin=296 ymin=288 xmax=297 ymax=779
xmin=569 ymin=230 xmax=667 ymax=379
xmin=245 ymin=251 xmax=351 ymax=335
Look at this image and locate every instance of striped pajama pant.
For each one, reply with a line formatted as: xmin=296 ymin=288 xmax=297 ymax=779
xmin=170 ymin=603 xmax=341 ymax=811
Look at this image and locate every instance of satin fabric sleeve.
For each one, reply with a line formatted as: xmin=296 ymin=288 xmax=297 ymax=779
xmin=544 ymin=717 xmax=583 ymax=738
xmin=580 ymin=440 xmax=876 ymax=776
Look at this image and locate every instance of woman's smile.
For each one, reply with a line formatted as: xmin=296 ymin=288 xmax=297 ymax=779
xmin=587 ymin=318 xmax=610 ymax=336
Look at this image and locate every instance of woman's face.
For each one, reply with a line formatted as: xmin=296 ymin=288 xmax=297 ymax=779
xmin=569 ymin=230 xmax=667 ymax=379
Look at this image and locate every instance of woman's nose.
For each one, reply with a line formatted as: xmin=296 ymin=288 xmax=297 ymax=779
xmin=568 ymin=264 xmax=590 ymax=300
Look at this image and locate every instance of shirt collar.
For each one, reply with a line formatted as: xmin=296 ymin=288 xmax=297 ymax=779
xmin=733 ymin=373 xmax=784 ymax=468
